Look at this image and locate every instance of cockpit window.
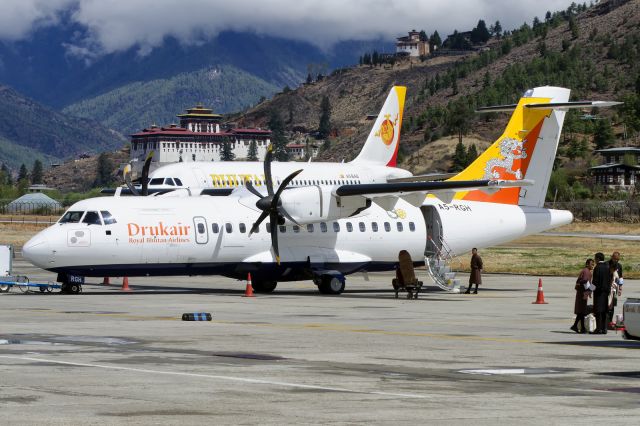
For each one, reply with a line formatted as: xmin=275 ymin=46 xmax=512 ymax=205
xmin=164 ymin=178 xmax=175 ymax=186
xmin=82 ymin=211 xmax=102 ymax=225
xmin=59 ymin=211 xmax=84 ymax=224
xmin=101 ymin=211 xmax=117 ymax=225
xmin=175 ymin=178 xmax=183 ymax=186
xmin=149 ymin=178 xmax=164 ymax=185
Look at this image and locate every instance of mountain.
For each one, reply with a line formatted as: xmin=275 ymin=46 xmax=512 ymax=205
xmin=0 ymin=85 xmax=126 ymax=167
xmin=0 ymin=24 xmax=392 ymax=109
xmin=62 ymin=65 xmax=280 ymax=135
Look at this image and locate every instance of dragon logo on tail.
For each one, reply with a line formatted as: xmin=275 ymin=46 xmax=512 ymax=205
xmin=483 ymin=137 xmax=528 ymax=180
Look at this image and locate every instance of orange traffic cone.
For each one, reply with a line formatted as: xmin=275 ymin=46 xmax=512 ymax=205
xmin=102 ymin=277 xmax=110 ymax=285
xmin=121 ymin=277 xmax=131 ymax=292
xmin=532 ymin=278 xmax=547 ymax=304
xmin=243 ymin=273 xmax=255 ymax=297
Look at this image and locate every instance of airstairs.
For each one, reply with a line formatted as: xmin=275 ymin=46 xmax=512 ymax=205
xmin=425 ymin=236 xmax=462 ymax=293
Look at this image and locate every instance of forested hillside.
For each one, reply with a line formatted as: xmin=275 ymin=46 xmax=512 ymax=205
xmin=63 ymin=66 xmax=280 ymax=134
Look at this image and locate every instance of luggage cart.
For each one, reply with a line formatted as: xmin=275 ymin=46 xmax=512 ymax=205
xmin=0 ymin=276 xmax=61 ymax=293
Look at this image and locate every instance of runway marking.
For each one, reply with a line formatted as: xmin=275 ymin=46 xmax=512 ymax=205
xmin=0 ymin=355 xmax=431 ymax=400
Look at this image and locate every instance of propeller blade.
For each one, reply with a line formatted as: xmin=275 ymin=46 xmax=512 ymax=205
xmin=273 ymin=169 xmax=303 ymax=204
xmin=264 ymin=144 xmax=274 ymax=197
xmin=140 ymin=151 xmax=154 ymax=196
xmin=123 ymin=164 xmax=140 ymax=196
xmin=249 ymin=210 xmax=269 ymax=237
xmin=269 ymin=211 xmax=280 ymax=265
xmin=245 ymin=180 xmax=264 ymax=199
xmin=278 ymin=207 xmax=300 ymax=226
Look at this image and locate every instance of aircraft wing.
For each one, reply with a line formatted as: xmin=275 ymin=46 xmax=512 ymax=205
xmin=334 ymin=179 xmax=534 ymax=206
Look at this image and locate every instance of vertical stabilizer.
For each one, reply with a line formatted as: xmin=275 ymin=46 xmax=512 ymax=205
xmin=449 ymin=86 xmax=570 ymax=207
xmin=351 ymin=86 xmax=406 ymax=167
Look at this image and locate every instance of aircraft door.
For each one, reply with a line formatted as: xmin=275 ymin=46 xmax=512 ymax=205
xmin=191 ymin=168 xmax=208 ymax=187
xmin=193 ymin=217 xmax=209 ymax=244
xmin=420 ymin=205 xmax=442 ymax=257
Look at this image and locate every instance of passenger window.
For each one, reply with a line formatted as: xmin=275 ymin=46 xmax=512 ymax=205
xmin=101 ymin=211 xmax=117 ymax=225
xmin=225 ymin=223 xmax=233 ymax=233
xmin=279 ymin=225 xmax=286 ymax=233
xmin=82 ymin=211 xmax=102 ymax=225
xmin=409 ymin=222 xmax=416 ymax=232
xmin=359 ymin=222 xmax=366 ymax=232
xmin=197 ymin=223 xmax=205 ymax=234
xmin=293 ymin=225 xmax=300 ymax=233
xmin=175 ymin=178 xmax=183 ymax=186
xmin=333 ymin=222 xmax=340 ymax=232
xmin=320 ymin=222 xmax=327 ymax=233
xmin=371 ymin=222 xmax=378 ymax=232
xmin=59 ymin=211 xmax=84 ymax=224
xmin=397 ymin=222 xmax=403 ymax=232
xmin=346 ymin=222 xmax=353 ymax=232
xmin=307 ymin=224 xmax=314 ymax=232
xmin=239 ymin=223 xmax=246 ymax=233
xmin=212 ymin=223 xmax=219 ymax=233
xmin=164 ymin=178 xmax=175 ymax=186
xmin=384 ymin=222 xmax=391 ymax=232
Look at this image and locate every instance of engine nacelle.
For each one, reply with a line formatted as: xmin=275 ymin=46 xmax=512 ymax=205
xmin=279 ymin=186 xmax=369 ymax=224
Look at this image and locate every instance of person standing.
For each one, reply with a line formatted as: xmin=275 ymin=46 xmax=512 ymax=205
xmin=592 ymin=252 xmax=612 ymax=334
xmin=607 ymin=251 xmax=623 ymax=325
xmin=571 ymin=258 xmax=594 ymax=333
xmin=465 ymin=248 xmax=483 ymax=294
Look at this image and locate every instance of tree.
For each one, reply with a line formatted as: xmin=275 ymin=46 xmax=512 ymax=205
xmin=419 ymin=30 xmax=428 ymax=41
xmin=318 ymin=95 xmax=331 ymax=139
xmin=569 ymin=15 xmax=579 ymax=39
xmin=94 ymin=153 xmax=113 ymax=186
xmin=466 ymin=144 xmax=478 ymax=165
xmin=30 ymin=159 xmax=43 ymax=184
xmin=429 ymin=31 xmax=441 ymax=50
xmin=470 ymin=19 xmax=491 ymax=44
xmin=306 ymin=73 xmax=313 ymax=84
xmin=247 ymin=140 xmax=259 ymax=161
xmin=0 ymin=164 xmax=9 ymax=186
xmin=220 ymin=142 xmax=235 ymax=161
xmin=492 ymin=20 xmax=502 ymax=38
xmin=593 ymin=119 xmax=615 ymax=149
xmin=268 ymin=110 xmax=289 ymax=161
xmin=451 ymin=141 xmax=468 ymax=172
xmin=18 ymin=164 xmax=28 ymax=181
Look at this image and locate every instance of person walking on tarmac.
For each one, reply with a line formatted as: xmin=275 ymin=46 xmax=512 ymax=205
xmin=607 ymin=251 xmax=623 ymax=325
xmin=465 ymin=248 xmax=483 ymax=294
xmin=591 ymin=252 xmax=611 ymax=334
xmin=571 ymin=258 xmax=594 ymax=333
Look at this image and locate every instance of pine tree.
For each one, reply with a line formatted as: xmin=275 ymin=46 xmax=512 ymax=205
xmin=2 ymin=164 xmax=12 ymax=185
xmin=247 ymin=140 xmax=259 ymax=161
xmin=0 ymin=164 xmax=8 ymax=186
xmin=18 ymin=164 xmax=28 ymax=181
xmin=220 ymin=142 xmax=235 ymax=161
xmin=30 ymin=159 xmax=43 ymax=184
xmin=306 ymin=73 xmax=313 ymax=84
xmin=569 ymin=15 xmax=579 ymax=39
xmin=94 ymin=153 xmax=113 ymax=186
xmin=419 ymin=30 xmax=428 ymax=41
xmin=493 ymin=20 xmax=502 ymax=38
xmin=429 ymin=31 xmax=442 ymax=50
xmin=451 ymin=141 xmax=468 ymax=172
xmin=593 ymin=119 xmax=615 ymax=149
xmin=318 ymin=96 xmax=331 ymax=139
xmin=268 ymin=110 xmax=289 ymax=161
xmin=466 ymin=144 xmax=478 ymax=166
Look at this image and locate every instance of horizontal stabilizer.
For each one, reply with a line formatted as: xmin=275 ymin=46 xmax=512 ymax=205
xmin=335 ymin=179 xmax=533 ymax=198
xmin=387 ymin=172 xmax=457 ymax=183
xmin=477 ymin=100 xmax=622 ymax=113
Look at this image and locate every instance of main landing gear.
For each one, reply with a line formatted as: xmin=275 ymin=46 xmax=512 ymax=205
xmin=315 ymin=275 xmax=345 ymax=295
xmin=251 ymin=280 xmax=278 ymax=294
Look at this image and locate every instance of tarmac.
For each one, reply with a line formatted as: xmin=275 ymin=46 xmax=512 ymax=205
xmin=1 ymin=255 xmax=640 ymax=425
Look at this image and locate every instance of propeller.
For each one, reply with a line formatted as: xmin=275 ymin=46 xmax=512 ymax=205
xmin=246 ymin=145 xmax=302 ymax=265
xmin=123 ymin=151 xmax=154 ymax=196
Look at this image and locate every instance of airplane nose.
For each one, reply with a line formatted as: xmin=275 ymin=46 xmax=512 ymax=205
xmin=22 ymin=235 xmax=51 ymax=267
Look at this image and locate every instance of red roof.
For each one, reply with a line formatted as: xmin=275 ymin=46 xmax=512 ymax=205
xmin=131 ymin=129 xmax=233 ymax=137
xmin=232 ymin=128 xmax=271 ymax=134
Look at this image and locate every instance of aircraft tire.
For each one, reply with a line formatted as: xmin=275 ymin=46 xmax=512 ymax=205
xmin=318 ymin=277 xmax=345 ymax=295
xmin=0 ymin=283 xmax=10 ymax=293
xmin=69 ymin=283 xmax=81 ymax=294
xmin=252 ymin=280 xmax=277 ymax=293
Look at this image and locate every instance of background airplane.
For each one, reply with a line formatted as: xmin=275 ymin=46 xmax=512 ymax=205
xmin=23 ymin=87 xmax=620 ymax=295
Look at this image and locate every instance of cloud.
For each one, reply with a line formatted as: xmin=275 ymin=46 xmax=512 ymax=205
xmin=1 ymin=0 xmax=578 ymax=55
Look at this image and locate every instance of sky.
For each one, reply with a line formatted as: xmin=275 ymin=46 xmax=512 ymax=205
xmin=0 ymin=0 xmax=580 ymax=56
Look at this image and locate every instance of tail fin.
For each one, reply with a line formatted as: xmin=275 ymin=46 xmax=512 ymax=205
xmin=351 ymin=86 xmax=406 ymax=167
xmin=449 ymin=86 xmax=571 ymax=207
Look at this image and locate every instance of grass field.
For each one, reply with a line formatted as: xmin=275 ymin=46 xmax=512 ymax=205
xmin=1 ymin=220 xmax=638 ymax=278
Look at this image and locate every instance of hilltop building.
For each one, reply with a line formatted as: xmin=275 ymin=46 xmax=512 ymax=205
xmin=130 ymin=105 xmax=271 ymax=170
xmin=590 ymin=147 xmax=640 ymax=191
xmin=395 ymin=30 xmax=429 ymax=57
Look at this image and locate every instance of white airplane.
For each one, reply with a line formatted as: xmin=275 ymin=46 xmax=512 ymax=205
xmin=118 ymin=86 xmax=413 ymax=197
xmin=23 ymin=87 xmax=620 ymax=295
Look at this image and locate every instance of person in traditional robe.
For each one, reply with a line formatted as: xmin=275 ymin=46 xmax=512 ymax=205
xmin=571 ymin=258 xmax=594 ymax=333
xmin=591 ymin=252 xmax=612 ymax=334
xmin=465 ymin=248 xmax=483 ymax=294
